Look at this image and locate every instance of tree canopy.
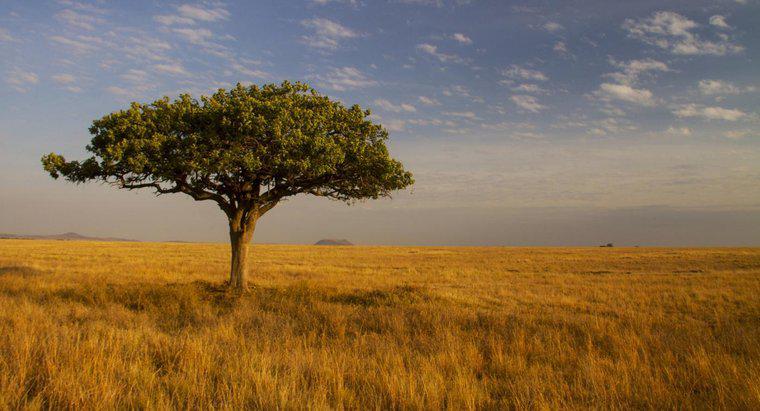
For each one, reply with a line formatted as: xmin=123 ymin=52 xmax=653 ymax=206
xmin=42 ymin=81 xmax=413 ymax=288
xmin=43 ymin=81 xmax=412 ymax=216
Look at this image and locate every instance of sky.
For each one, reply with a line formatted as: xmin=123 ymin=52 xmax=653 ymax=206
xmin=0 ymin=0 xmax=758 ymax=246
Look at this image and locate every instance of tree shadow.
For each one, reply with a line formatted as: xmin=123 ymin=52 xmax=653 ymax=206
xmin=0 ymin=265 xmax=45 ymax=277
xmin=327 ymin=285 xmax=432 ymax=307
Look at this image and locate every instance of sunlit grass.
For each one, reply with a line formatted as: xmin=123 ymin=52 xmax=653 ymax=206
xmin=0 ymin=240 xmax=758 ymax=409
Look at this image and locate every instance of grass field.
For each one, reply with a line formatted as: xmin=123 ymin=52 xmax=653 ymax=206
xmin=0 ymin=240 xmax=758 ymax=409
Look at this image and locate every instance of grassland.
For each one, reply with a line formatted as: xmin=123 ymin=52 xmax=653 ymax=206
xmin=0 ymin=240 xmax=758 ymax=409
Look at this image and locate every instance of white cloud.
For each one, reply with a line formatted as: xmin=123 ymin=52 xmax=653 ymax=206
xmin=383 ymin=119 xmax=407 ymax=132
xmin=673 ymin=104 xmax=746 ymax=121
xmin=418 ymin=96 xmax=441 ymax=106
xmin=441 ymin=85 xmax=482 ymax=103
xmin=114 ymin=69 xmax=155 ymax=95
xmin=0 ymin=28 xmax=16 ymax=42
xmin=52 ymin=74 xmax=76 ymax=84
xmin=231 ymin=62 xmax=268 ymax=79
xmin=442 ymin=111 xmax=480 ymax=120
xmin=596 ymin=83 xmax=655 ymax=106
xmin=154 ymin=15 xmax=196 ymax=25
xmin=510 ymin=95 xmax=545 ymax=112
xmin=587 ymin=117 xmax=637 ymax=136
xmin=665 ymin=126 xmax=692 ymax=136
xmin=451 ymin=33 xmax=472 ymax=44
xmin=698 ymin=79 xmax=743 ymax=95
xmin=502 ymin=65 xmax=548 ymax=81
xmin=49 ymin=35 xmax=102 ymax=53
xmin=311 ymin=0 xmax=359 ymax=5
xmin=5 ymin=68 xmax=39 ymax=93
xmin=154 ymin=63 xmax=189 ymax=76
xmin=316 ymin=67 xmax=377 ymax=91
xmin=106 ymin=86 xmax=133 ymax=96
xmin=543 ymin=21 xmax=564 ymax=32
xmin=55 ymin=9 xmax=104 ymax=30
xmin=723 ymin=129 xmax=753 ymax=139
xmin=301 ymin=18 xmax=358 ymax=51
xmin=623 ymin=11 xmax=743 ymax=55
xmin=512 ymin=83 xmax=548 ymax=94
xmin=121 ymin=69 xmax=149 ymax=84
xmin=172 ymin=27 xmax=214 ymax=44
xmin=553 ymin=41 xmax=568 ymax=54
xmin=374 ymin=99 xmax=417 ymax=113
xmin=416 ymin=43 xmax=467 ymax=64
xmin=407 ymin=118 xmax=456 ymax=127
xmin=606 ymin=58 xmax=670 ymax=85
xmin=397 ymin=0 xmax=445 ymax=6
xmin=56 ymin=0 xmax=107 ymax=14
xmin=177 ymin=4 xmax=230 ymax=22
xmin=709 ymin=15 xmax=731 ymax=29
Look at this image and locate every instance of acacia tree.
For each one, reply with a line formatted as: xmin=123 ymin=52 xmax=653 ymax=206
xmin=42 ymin=82 xmax=413 ymax=289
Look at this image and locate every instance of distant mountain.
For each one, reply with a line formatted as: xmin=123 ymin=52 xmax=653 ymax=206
xmin=314 ymin=239 xmax=353 ymax=246
xmin=0 ymin=232 xmax=136 ymax=242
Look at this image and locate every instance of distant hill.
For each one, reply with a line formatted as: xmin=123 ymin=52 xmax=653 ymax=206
xmin=314 ymin=239 xmax=353 ymax=246
xmin=0 ymin=232 xmax=136 ymax=242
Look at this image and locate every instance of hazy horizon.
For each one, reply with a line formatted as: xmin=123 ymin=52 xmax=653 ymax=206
xmin=1 ymin=0 xmax=759 ymax=246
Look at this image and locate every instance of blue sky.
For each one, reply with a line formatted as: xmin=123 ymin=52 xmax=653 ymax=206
xmin=0 ymin=0 xmax=758 ymax=245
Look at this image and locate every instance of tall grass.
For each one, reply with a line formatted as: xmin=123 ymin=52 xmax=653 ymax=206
xmin=0 ymin=240 xmax=758 ymax=409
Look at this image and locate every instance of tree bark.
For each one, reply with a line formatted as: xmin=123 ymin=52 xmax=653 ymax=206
xmin=228 ymin=218 xmax=256 ymax=290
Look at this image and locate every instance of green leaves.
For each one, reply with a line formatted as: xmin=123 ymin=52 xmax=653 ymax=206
xmin=42 ymin=81 xmax=414 ymax=217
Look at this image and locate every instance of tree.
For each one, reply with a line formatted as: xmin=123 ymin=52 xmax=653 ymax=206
xmin=42 ymin=81 xmax=413 ymax=289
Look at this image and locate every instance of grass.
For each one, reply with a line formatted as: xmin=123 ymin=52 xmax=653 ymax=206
xmin=0 ymin=240 xmax=758 ymax=409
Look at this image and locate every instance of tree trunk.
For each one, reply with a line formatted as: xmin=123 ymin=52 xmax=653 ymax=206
xmin=229 ymin=218 xmax=256 ymax=290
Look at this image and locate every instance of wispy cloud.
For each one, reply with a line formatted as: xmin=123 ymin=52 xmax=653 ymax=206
xmin=49 ymin=34 xmax=105 ymax=54
xmin=177 ymin=4 xmax=230 ymax=22
xmin=172 ymin=27 xmax=214 ymax=44
xmin=154 ymin=14 xmax=196 ymax=26
xmin=105 ymin=86 xmax=134 ymax=97
xmin=587 ymin=117 xmax=638 ymax=136
xmin=709 ymin=15 xmax=731 ymax=29
xmin=623 ymin=11 xmax=743 ymax=55
xmin=301 ymin=18 xmax=358 ymax=51
xmin=51 ymin=73 xmax=82 ymax=92
xmin=55 ymin=9 xmax=104 ymax=30
xmin=442 ymin=111 xmax=480 ymax=120
xmin=665 ymin=126 xmax=692 ymax=136
xmin=154 ymin=63 xmax=190 ymax=76
xmin=451 ymin=33 xmax=472 ymax=45
xmin=606 ymin=58 xmax=670 ymax=85
xmin=52 ymin=74 xmax=76 ymax=84
xmin=5 ymin=68 xmax=39 ymax=93
xmin=416 ymin=43 xmax=467 ymax=64
xmin=595 ymin=83 xmax=656 ymax=106
xmin=502 ymin=65 xmax=548 ymax=81
xmin=418 ymin=96 xmax=441 ymax=106
xmin=510 ymin=95 xmax=545 ymax=112
xmin=673 ymin=104 xmax=746 ymax=121
xmin=315 ymin=67 xmax=377 ymax=91
xmin=723 ymin=129 xmax=754 ymax=139
xmin=382 ymin=119 xmax=407 ymax=132
xmin=154 ymin=3 xmax=229 ymax=27
xmin=310 ymin=0 xmax=360 ymax=5
xmin=512 ymin=84 xmax=549 ymax=94
xmin=543 ymin=21 xmax=563 ymax=32
xmin=374 ymin=99 xmax=417 ymax=113
xmin=230 ymin=61 xmax=268 ymax=79
xmin=0 ymin=28 xmax=15 ymax=42
xmin=553 ymin=41 xmax=568 ymax=54
xmin=698 ymin=79 xmax=753 ymax=95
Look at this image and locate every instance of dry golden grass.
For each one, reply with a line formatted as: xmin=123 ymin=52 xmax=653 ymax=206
xmin=0 ymin=240 xmax=758 ymax=409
